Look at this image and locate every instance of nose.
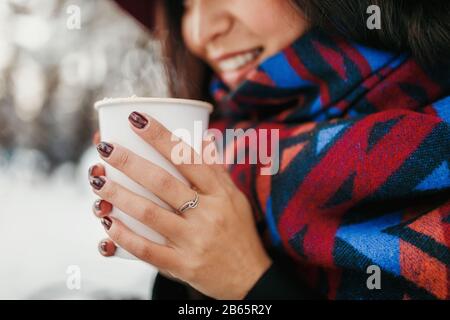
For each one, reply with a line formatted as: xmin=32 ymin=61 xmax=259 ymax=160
xmin=189 ymin=0 xmax=232 ymax=49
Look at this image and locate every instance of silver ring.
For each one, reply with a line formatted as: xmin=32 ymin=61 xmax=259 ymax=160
xmin=177 ymin=192 xmax=199 ymax=214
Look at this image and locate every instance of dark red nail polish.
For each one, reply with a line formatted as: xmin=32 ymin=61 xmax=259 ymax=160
xmin=128 ymin=111 xmax=148 ymax=129
xmin=97 ymin=142 xmax=114 ymax=158
xmin=99 ymin=241 xmax=108 ymax=254
xmin=101 ymin=217 xmax=112 ymax=230
xmin=90 ymin=176 xmax=106 ymax=190
xmin=93 ymin=199 xmax=102 ymax=211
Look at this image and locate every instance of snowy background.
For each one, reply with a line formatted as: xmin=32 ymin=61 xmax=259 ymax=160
xmin=0 ymin=149 xmax=157 ymax=299
xmin=0 ymin=0 xmax=170 ymax=299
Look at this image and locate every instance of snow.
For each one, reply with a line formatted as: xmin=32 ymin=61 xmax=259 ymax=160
xmin=0 ymin=147 xmax=157 ymax=299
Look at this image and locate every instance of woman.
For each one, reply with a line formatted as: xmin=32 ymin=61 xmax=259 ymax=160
xmin=89 ymin=0 xmax=450 ymax=299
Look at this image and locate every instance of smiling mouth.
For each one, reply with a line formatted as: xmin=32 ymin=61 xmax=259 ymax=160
xmin=213 ymin=47 xmax=264 ymax=87
xmin=216 ymin=47 xmax=263 ymax=72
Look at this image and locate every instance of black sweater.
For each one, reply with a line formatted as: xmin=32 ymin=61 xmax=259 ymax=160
xmin=151 ymin=253 xmax=322 ymax=300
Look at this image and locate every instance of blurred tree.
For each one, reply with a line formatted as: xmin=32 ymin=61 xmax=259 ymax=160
xmin=0 ymin=0 xmax=169 ymax=172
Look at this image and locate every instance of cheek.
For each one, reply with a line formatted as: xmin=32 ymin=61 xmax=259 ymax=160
xmin=182 ymin=16 xmax=204 ymax=60
xmin=238 ymin=0 xmax=307 ymax=51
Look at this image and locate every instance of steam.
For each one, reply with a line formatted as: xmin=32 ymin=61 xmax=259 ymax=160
xmin=117 ymin=40 xmax=170 ymax=98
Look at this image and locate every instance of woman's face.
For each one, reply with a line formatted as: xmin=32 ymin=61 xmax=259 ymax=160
xmin=182 ymin=0 xmax=309 ymax=89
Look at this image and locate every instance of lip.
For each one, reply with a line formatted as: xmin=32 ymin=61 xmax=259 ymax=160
xmin=218 ymin=58 xmax=261 ymax=88
xmin=210 ymin=47 xmax=263 ymax=88
xmin=210 ymin=47 xmax=262 ymax=63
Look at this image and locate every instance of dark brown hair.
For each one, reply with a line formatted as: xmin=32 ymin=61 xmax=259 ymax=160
xmin=160 ymin=0 xmax=450 ymax=99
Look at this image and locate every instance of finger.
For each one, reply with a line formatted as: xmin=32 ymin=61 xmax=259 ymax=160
xmin=98 ymin=238 xmax=116 ymax=257
xmin=92 ymin=131 xmax=101 ymax=146
xmin=202 ymin=132 xmax=220 ymax=168
xmin=202 ymin=132 xmax=235 ymax=188
xmin=127 ymin=111 xmax=219 ymax=194
xmin=88 ymin=163 xmax=105 ymax=178
xmin=202 ymin=132 xmax=229 ymax=175
xmin=100 ymin=216 xmax=181 ymax=271
xmin=89 ymin=176 xmax=187 ymax=242
xmin=92 ymin=199 xmax=113 ymax=218
xmin=96 ymin=142 xmax=197 ymax=211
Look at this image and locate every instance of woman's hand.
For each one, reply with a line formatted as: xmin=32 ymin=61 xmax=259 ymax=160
xmin=88 ymin=112 xmax=272 ymax=300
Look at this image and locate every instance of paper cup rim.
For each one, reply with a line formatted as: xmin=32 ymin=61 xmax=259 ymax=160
xmin=94 ymin=97 xmax=214 ymax=113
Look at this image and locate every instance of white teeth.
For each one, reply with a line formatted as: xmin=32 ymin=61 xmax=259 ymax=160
xmin=218 ymin=49 xmax=261 ymax=72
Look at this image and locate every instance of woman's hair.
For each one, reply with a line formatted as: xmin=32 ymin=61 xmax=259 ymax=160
xmin=296 ymin=0 xmax=450 ymax=66
xmin=160 ymin=0 xmax=450 ymax=99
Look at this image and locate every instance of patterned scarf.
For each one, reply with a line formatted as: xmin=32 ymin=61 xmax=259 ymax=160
xmin=209 ymin=28 xmax=450 ymax=300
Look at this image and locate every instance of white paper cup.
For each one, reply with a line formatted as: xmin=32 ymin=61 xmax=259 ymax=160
xmin=94 ymin=97 xmax=213 ymax=259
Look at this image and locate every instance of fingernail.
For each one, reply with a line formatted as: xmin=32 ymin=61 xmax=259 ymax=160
xmin=90 ymin=176 xmax=106 ymax=190
xmin=88 ymin=164 xmax=98 ymax=178
xmin=128 ymin=111 xmax=148 ymax=129
xmin=93 ymin=199 xmax=102 ymax=212
xmin=101 ymin=217 xmax=112 ymax=230
xmin=99 ymin=241 xmax=108 ymax=254
xmin=97 ymin=142 xmax=114 ymax=158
